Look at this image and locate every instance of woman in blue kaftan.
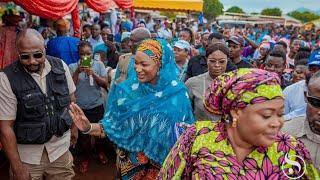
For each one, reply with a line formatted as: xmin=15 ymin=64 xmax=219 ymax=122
xmin=69 ymin=38 xmax=195 ymax=179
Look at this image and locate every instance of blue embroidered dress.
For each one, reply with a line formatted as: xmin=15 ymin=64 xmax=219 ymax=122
xmin=101 ymin=39 xmax=195 ymax=179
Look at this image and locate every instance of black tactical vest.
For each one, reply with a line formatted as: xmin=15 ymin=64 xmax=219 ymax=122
xmin=3 ymin=56 xmax=72 ymax=144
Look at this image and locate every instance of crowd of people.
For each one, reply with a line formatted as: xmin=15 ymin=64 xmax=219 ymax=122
xmin=0 ymin=6 xmax=320 ymax=180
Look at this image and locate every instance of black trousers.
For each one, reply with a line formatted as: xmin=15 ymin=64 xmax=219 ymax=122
xmin=78 ymin=104 xmax=105 ymax=161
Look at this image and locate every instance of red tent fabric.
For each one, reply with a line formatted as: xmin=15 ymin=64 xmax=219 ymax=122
xmin=85 ymin=0 xmax=113 ymax=13
xmin=1 ymin=0 xmax=134 ymax=17
xmin=0 ymin=0 xmax=78 ymax=20
xmin=0 ymin=0 xmax=133 ymax=38
xmin=114 ymin=0 xmax=133 ymax=9
xmin=1 ymin=0 xmax=81 ymax=37
xmin=71 ymin=7 xmax=81 ymax=38
xmin=1 ymin=0 xmax=133 ymax=18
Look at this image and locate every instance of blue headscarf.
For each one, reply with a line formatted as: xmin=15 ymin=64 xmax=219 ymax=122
xmin=121 ymin=21 xmax=132 ymax=32
xmin=101 ymin=38 xmax=195 ymax=164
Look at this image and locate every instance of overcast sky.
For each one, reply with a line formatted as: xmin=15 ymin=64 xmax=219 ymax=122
xmin=220 ymin=0 xmax=319 ymax=13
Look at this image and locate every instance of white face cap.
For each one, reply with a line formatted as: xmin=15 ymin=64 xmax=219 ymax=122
xmin=174 ymin=40 xmax=191 ymax=52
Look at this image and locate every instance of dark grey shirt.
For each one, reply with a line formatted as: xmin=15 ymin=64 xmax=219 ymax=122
xmin=185 ymin=72 xmax=220 ymax=121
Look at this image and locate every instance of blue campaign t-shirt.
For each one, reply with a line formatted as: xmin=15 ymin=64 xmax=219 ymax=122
xmin=69 ymin=60 xmax=107 ymax=109
xmin=47 ymin=36 xmax=80 ymax=65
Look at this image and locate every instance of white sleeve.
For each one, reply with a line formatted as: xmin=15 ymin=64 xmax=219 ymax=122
xmin=185 ymin=78 xmax=195 ymax=100
xmin=61 ymin=61 xmax=76 ymax=95
xmin=0 ymin=72 xmax=17 ymax=120
xmin=283 ymin=87 xmax=291 ymax=115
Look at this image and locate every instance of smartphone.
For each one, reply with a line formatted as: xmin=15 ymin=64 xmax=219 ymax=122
xmin=107 ymin=34 xmax=114 ymax=42
xmin=80 ymin=56 xmax=92 ymax=68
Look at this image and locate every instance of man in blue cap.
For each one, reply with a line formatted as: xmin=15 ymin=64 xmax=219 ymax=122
xmin=308 ymin=49 xmax=320 ymax=74
xmin=284 ymin=48 xmax=320 ymax=121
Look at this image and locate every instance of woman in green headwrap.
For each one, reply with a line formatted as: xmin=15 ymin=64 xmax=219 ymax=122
xmin=158 ymin=68 xmax=319 ymax=179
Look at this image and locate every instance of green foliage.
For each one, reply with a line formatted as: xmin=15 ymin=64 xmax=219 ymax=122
xmin=288 ymin=11 xmax=320 ymax=23
xmin=261 ymin=8 xmax=282 ymax=16
xmin=226 ymin=6 xmax=245 ymax=14
xmin=203 ymin=0 xmax=224 ymax=20
xmin=160 ymin=11 xmax=178 ymax=20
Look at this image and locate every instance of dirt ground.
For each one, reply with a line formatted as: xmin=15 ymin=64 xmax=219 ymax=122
xmin=0 ymin=145 xmax=117 ymax=180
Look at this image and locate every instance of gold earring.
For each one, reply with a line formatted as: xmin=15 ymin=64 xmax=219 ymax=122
xmin=232 ymin=118 xmax=237 ymax=128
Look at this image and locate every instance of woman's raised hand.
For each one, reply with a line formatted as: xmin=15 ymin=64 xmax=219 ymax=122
xmin=69 ymin=102 xmax=90 ymax=132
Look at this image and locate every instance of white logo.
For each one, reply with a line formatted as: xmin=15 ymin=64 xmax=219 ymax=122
xmin=281 ymin=153 xmax=306 ymax=179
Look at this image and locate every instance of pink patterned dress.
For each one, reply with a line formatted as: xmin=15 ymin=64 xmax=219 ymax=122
xmin=158 ymin=121 xmax=319 ymax=180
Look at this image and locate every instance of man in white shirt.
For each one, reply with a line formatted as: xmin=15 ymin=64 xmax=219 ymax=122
xmin=89 ymin=24 xmax=104 ymax=49
xmin=282 ymin=71 xmax=320 ymax=170
xmin=284 ymin=49 xmax=320 ymax=120
xmin=0 ymin=29 xmax=77 ymax=179
xmin=157 ymin=21 xmax=172 ymax=41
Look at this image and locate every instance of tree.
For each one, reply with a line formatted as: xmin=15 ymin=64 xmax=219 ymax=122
xmin=160 ymin=12 xmax=177 ymax=20
xmin=288 ymin=11 xmax=320 ymax=23
xmin=226 ymin=6 xmax=245 ymax=14
xmin=261 ymin=8 xmax=282 ymax=16
xmin=203 ymin=0 xmax=224 ymax=20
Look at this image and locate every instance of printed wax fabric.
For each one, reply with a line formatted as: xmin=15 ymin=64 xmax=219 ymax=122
xmin=204 ymin=68 xmax=284 ymax=122
xmin=158 ymin=121 xmax=320 ymax=179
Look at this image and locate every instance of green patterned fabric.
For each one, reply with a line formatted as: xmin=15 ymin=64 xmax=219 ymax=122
xmin=204 ymin=68 xmax=284 ymax=122
xmin=158 ymin=121 xmax=320 ymax=180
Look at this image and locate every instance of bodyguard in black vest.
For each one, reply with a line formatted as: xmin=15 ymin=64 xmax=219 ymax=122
xmin=0 ymin=29 xmax=77 ymax=180
xmin=4 ymin=55 xmax=73 ymax=144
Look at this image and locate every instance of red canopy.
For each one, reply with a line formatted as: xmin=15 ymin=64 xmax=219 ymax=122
xmin=0 ymin=0 xmax=78 ymax=20
xmin=85 ymin=0 xmax=113 ymax=13
xmin=0 ymin=0 xmax=134 ymax=18
xmin=114 ymin=0 xmax=133 ymax=9
xmin=0 ymin=0 xmax=81 ymax=36
xmin=0 ymin=0 xmax=134 ymax=37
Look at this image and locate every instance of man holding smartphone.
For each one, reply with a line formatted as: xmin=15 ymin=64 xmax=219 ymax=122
xmin=94 ymin=26 xmax=118 ymax=68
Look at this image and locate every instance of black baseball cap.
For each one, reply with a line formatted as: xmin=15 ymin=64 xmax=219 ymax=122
xmin=227 ymin=36 xmax=244 ymax=47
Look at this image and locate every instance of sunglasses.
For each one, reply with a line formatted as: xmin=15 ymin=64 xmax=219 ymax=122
xmin=19 ymin=51 xmax=44 ymax=60
xmin=306 ymin=92 xmax=320 ymax=109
